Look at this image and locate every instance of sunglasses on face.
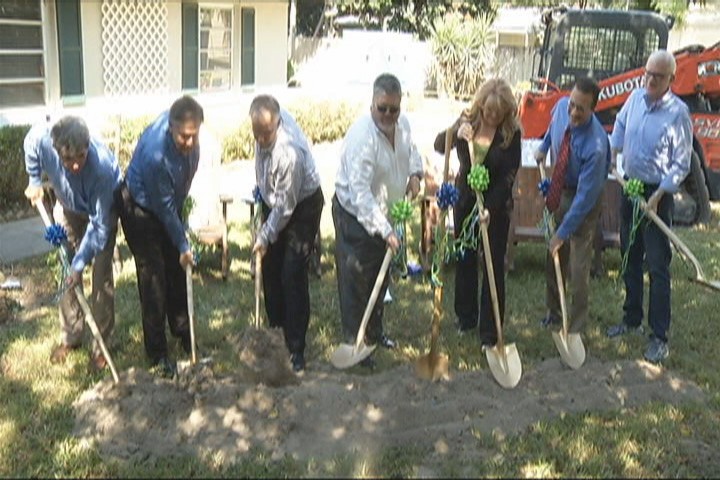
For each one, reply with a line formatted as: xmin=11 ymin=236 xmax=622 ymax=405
xmin=376 ymin=105 xmax=400 ymax=115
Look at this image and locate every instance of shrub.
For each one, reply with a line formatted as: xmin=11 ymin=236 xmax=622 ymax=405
xmin=428 ymin=12 xmax=495 ymax=100
xmin=104 ymin=115 xmax=154 ymax=173
xmin=0 ymin=124 xmax=32 ymax=211
xmin=221 ymin=101 xmax=360 ymax=163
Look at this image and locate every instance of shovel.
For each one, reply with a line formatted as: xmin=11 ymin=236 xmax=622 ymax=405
xmin=185 ymin=264 xmax=198 ymax=365
xmin=416 ymin=127 xmax=453 ymax=381
xmin=469 ymin=141 xmax=521 ymax=389
xmin=612 ymin=170 xmax=720 ymax=292
xmin=538 ymin=162 xmax=586 ymax=369
xmin=254 ymin=250 xmax=263 ymax=328
xmin=36 ymin=202 xmax=120 ymax=384
xmin=330 ymin=248 xmax=393 ymax=369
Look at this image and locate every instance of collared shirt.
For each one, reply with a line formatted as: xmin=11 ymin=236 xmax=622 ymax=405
xmin=610 ymin=88 xmax=692 ymax=193
xmin=335 ymin=113 xmax=423 ymax=239
xmin=255 ymin=109 xmax=321 ymax=246
xmin=539 ymin=97 xmax=610 ymax=240
xmin=125 ymin=111 xmax=200 ymax=253
xmin=24 ymin=123 xmax=121 ymax=272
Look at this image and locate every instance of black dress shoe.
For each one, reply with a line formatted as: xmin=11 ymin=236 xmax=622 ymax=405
xmin=290 ymin=352 xmax=305 ymax=372
xmin=151 ymin=357 xmax=177 ymax=378
xmin=359 ymin=356 xmax=376 ymax=369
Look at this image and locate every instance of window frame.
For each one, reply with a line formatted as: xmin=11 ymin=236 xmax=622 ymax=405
xmin=198 ymin=3 xmax=234 ymax=92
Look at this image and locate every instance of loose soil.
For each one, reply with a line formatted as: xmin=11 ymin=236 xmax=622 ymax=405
xmin=73 ymin=351 xmax=706 ymax=467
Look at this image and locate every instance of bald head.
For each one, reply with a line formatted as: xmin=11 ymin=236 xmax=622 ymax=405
xmin=249 ymin=95 xmax=281 ymax=150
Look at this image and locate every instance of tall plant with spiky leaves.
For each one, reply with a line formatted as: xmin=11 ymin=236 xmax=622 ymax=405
xmin=429 ymin=12 xmax=495 ymax=100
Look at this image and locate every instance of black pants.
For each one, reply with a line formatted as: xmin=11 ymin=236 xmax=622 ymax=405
xmin=261 ymin=187 xmax=324 ymax=355
xmin=117 ymin=183 xmax=190 ymax=362
xmin=453 ymin=191 xmax=510 ymax=345
xmin=332 ymin=195 xmax=390 ymax=345
xmin=620 ymin=182 xmax=673 ymax=342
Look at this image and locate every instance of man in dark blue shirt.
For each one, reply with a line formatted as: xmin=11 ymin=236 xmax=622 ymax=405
xmin=24 ymin=116 xmax=121 ymax=372
xmin=118 ymin=95 xmax=203 ymax=377
xmin=534 ymin=77 xmax=610 ymax=336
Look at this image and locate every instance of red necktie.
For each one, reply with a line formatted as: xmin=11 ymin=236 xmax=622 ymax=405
xmin=546 ymin=128 xmax=571 ymax=212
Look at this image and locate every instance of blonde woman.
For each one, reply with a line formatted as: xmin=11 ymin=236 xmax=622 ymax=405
xmin=433 ymin=78 xmax=521 ymax=347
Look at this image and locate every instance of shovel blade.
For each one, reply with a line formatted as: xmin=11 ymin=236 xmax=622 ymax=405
xmin=484 ymin=343 xmax=522 ymax=389
xmin=330 ymin=342 xmax=376 ymax=369
xmin=415 ymin=353 xmax=450 ymax=381
xmin=552 ymin=330 xmax=586 ymax=370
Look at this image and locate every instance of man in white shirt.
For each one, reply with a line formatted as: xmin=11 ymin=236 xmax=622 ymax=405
xmin=333 ymin=73 xmax=423 ymax=368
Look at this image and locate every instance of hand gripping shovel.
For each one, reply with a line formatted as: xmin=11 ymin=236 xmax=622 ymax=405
xmin=469 ymin=141 xmax=521 ymax=389
xmin=538 ymin=163 xmax=586 ymax=369
xmin=612 ymin=170 xmax=720 ymax=293
xmin=416 ymin=127 xmax=453 ymax=381
xmin=330 ymin=248 xmax=393 ymax=369
xmin=36 ymin=202 xmax=120 ymax=384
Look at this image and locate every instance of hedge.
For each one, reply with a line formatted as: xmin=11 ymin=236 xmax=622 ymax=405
xmin=0 ymin=124 xmax=31 ymax=211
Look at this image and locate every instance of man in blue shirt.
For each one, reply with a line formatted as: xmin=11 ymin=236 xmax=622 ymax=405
xmin=250 ymin=94 xmax=324 ymax=373
xmin=118 ymin=96 xmax=204 ymax=377
xmin=534 ymin=77 xmax=610 ymax=337
xmin=607 ymin=50 xmax=692 ymax=364
xmin=24 ymin=116 xmax=121 ymax=372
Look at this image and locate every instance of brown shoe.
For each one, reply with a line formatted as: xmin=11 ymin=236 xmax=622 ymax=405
xmin=50 ymin=343 xmax=79 ymax=364
xmin=89 ymin=352 xmax=108 ymax=372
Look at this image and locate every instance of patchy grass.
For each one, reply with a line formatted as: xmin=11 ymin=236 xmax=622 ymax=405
xmin=1 ymin=201 xmax=719 ymax=477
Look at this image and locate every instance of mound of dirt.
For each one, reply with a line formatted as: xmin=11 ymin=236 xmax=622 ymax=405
xmin=233 ymin=327 xmax=299 ymax=387
xmin=73 ymin=356 xmax=706 ymax=466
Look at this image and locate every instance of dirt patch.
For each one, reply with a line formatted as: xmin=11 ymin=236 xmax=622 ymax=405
xmin=0 ymin=266 xmax=55 ymax=324
xmin=232 ymin=327 xmax=299 ymax=387
xmin=73 ymin=355 xmax=706 ymax=466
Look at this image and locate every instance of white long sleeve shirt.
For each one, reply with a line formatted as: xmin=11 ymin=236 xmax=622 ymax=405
xmin=335 ymin=113 xmax=423 ymax=239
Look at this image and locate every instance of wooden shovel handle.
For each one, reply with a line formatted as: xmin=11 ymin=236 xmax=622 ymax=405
xmin=355 ymin=248 xmax=393 ymax=351
xmin=552 ymin=252 xmax=569 ymax=335
xmin=254 ymin=250 xmax=262 ymax=328
xmin=185 ymin=264 xmax=197 ymax=364
xmin=479 ymin=208 xmax=505 ymax=350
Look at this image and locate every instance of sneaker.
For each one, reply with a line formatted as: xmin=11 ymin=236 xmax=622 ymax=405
xmin=606 ymin=323 xmax=645 ymax=338
xmin=540 ymin=313 xmax=561 ymax=329
xmin=644 ymin=337 xmax=669 ymax=364
xmin=151 ymin=356 xmax=177 ymax=379
xmin=290 ymin=352 xmax=305 ymax=372
xmin=50 ymin=343 xmax=80 ymax=364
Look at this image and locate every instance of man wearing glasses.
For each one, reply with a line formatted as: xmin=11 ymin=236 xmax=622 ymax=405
xmin=606 ymin=50 xmax=692 ymax=364
xmin=332 ymin=73 xmax=423 ymax=369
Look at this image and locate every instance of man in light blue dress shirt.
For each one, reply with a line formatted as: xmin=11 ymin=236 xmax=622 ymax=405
xmin=24 ymin=116 xmax=121 ymax=372
xmin=607 ymin=50 xmax=692 ymax=363
xmin=118 ymin=96 xmax=204 ymax=377
xmin=534 ymin=77 xmax=610 ymax=336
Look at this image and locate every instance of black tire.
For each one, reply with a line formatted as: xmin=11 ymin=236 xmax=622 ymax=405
xmin=674 ymin=151 xmax=711 ymax=226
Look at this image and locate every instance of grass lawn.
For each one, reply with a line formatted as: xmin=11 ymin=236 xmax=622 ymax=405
xmin=1 ymin=193 xmax=719 ymax=477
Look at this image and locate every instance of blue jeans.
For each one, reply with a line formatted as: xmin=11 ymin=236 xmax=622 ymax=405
xmin=620 ymin=185 xmax=673 ymax=342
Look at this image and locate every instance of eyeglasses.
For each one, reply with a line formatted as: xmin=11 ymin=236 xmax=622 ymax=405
xmin=376 ymin=105 xmax=400 ymax=115
xmin=644 ymin=70 xmax=670 ymax=81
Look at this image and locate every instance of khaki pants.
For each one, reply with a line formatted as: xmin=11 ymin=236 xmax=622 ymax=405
xmin=53 ymin=202 xmax=117 ymax=356
xmin=545 ymin=189 xmax=601 ymax=334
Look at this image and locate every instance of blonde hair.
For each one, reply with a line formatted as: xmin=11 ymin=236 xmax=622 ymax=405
xmin=460 ymin=78 xmax=521 ymax=149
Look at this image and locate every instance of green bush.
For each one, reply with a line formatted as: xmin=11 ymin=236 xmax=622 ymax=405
xmin=221 ymin=101 xmax=360 ymax=163
xmin=0 ymin=124 xmax=31 ymax=211
xmin=104 ymin=115 xmax=154 ymax=173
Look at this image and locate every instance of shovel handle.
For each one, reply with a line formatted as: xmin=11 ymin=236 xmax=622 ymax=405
xmin=611 ymin=170 xmax=706 ymax=280
xmin=355 ymin=248 xmax=394 ymax=352
xmin=254 ymin=250 xmax=262 ymax=328
xmin=36 ymin=202 xmax=119 ymax=383
xmin=552 ymin=252 xmax=569 ymax=335
xmin=185 ymin=264 xmax=197 ymax=365
xmin=478 ymin=204 xmax=505 ymax=350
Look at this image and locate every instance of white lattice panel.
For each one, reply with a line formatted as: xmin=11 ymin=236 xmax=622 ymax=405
xmin=101 ymin=0 xmax=169 ymax=96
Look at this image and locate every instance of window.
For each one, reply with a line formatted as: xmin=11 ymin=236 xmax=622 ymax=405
xmin=199 ymin=6 xmax=232 ymax=91
xmin=0 ymin=0 xmax=45 ymax=107
xmin=240 ymin=8 xmax=254 ymax=85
